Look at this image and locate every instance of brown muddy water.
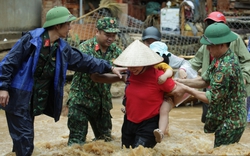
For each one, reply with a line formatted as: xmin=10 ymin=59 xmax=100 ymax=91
xmin=1 ymin=97 xmax=250 ymax=156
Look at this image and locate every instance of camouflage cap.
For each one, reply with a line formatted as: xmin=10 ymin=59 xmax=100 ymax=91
xmin=96 ymin=17 xmax=120 ymax=33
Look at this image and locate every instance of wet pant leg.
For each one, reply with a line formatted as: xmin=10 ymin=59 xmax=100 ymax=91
xmin=67 ymin=104 xmax=88 ymax=146
xmin=5 ymin=111 xmax=34 ymax=156
xmin=201 ymin=103 xmax=209 ymax=123
xmin=201 ymin=88 xmax=209 ymax=123
xmin=214 ymin=127 xmax=245 ymax=148
xmin=122 ymin=114 xmax=158 ymax=148
xmin=89 ymin=109 xmax=112 ymax=141
xmin=121 ymin=115 xmax=136 ymax=148
xmin=247 ymin=96 xmax=250 ymax=122
xmin=134 ymin=136 xmax=155 ymax=148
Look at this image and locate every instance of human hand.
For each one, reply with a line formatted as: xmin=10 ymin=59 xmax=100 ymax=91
xmin=174 ymin=78 xmax=184 ymax=84
xmin=111 ymin=67 xmax=127 ymax=79
xmin=174 ymin=81 xmax=189 ymax=93
xmin=0 ymin=90 xmax=9 ymax=107
xmin=171 ymin=85 xmax=184 ymax=97
xmin=178 ymin=68 xmax=187 ymax=79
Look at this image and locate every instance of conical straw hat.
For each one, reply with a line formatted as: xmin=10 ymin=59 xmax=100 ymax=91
xmin=113 ymin=40 xmax=163 ymax=67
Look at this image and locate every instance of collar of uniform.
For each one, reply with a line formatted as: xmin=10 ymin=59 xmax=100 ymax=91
xmin=214 ymin=60 xmax=219 ymax=68
xmin=95 ymin=44 xmax=100 ymax=51
xmin=213 ymin=49 xmax=231 ymax=68
xmin=93 ymin=37 xmax=101 ymax=52
xmin=43 ymin=31 xmax=50 ymax=47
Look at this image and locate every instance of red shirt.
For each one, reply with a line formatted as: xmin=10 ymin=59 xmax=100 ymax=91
xmin=126 ymin=66 xmax=175 ymax=123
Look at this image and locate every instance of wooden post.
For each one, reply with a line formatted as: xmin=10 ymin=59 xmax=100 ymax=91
xmin=206 ymin=0 xmax=213 ymax=14
xmin=180 ymin=5 xmax=185 ymax=36
xmin=217 ymin=0 xmax=230 ymax=12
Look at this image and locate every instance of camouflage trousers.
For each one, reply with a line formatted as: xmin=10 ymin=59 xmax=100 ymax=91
xmin=214 ymin=127 xmax=245 ymax=148
xmin=67 ymin=104 xmax=112 ymax=146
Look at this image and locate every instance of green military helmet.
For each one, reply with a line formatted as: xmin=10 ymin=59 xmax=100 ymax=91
xmin=43 ymin=6 xmax=77 ymax=28
xmin=200 ymin=23 xmax=237 ymax=45
xmin=96 ymin=17 xmax=120 ymax=33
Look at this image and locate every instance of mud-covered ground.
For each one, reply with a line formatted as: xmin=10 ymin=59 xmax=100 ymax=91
xmin=1 ymin=98 xmax=250 ymax=156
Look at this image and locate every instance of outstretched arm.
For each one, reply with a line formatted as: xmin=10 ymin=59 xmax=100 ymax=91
xmin=110 ymin=67 xmax=128 ymax=79
xmin=67 ymin=47 xmax=126 ymax=78
xmin=175 ymin=81 xmax=209 ymax=104
xmin=175 ymin=76 xmax=209 ymax=88
xmin=90 ymin=71 xmax=127 ymax=83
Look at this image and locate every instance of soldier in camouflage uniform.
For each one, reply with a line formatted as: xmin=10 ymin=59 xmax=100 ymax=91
xmin=0 ymin=7 xmax=125 ymax=156
xmin=67 ymin=17 xmax=124 ymax=146
xmin=176 ymin=23 xmax=247 ymax=148
xmin=189 ymin=12 xmax=250 ymax=124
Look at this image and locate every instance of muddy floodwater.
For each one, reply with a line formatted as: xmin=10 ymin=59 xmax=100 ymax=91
xmin=1 ymin=97 xmax=250 ymax=156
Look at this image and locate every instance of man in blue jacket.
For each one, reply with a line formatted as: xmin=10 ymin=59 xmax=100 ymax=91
xmin=0 ymin=6 xmax=125 ymax=156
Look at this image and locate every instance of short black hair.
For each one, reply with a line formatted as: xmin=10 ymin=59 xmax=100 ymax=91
xmin=156 ymin=52 xmax=170 ymax=64
xmin=206 ymin=19 xmax=225 ymax=26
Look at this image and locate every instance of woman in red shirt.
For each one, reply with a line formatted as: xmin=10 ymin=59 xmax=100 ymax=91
xmin=114 ymin=40 xmax=185 ymax=148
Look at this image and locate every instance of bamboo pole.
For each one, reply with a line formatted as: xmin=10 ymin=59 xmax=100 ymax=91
xmin=74 ymin=0 xmax=121 ymax=22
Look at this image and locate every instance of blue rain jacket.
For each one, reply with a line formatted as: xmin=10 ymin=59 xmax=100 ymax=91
xmin=0 ymin=28 xmax=112 ymax=121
